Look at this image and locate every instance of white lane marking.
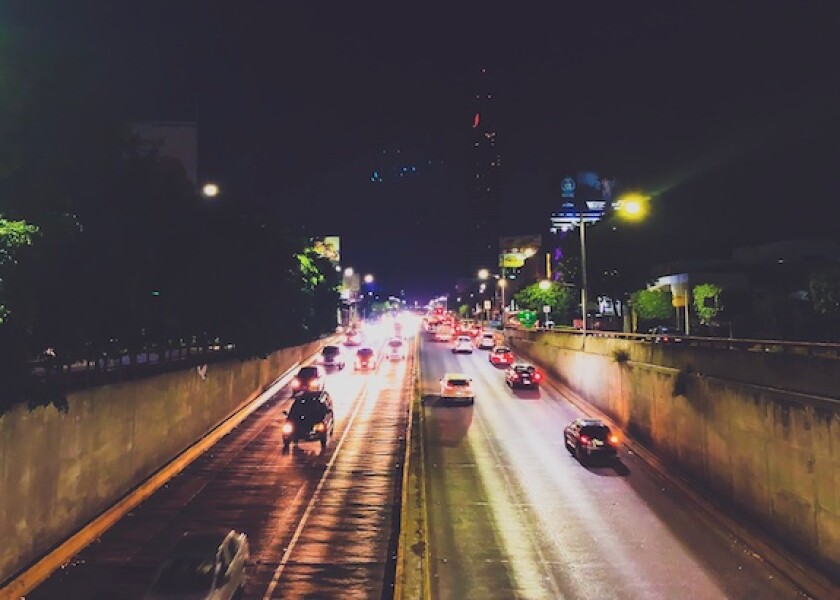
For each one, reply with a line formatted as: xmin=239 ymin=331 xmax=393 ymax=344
xmin=261 ymin=352 xmax=389 ymax=599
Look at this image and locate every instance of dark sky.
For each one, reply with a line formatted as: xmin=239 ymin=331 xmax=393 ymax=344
xmin=5 ymin=2 xmax=840 ymax=299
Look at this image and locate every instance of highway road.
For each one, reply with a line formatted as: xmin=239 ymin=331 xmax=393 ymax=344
xmin=27 ymin=333 xmax=412 ymax=599
xmin=420 ymin=336 xmax=808 ymax=600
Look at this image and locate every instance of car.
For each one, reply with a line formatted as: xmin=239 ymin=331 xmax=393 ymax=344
xmin=290 ymin=365 xmax=326 ymax=394
xmin=477 ymin=332 xmax=496 ymax=350
xmin=387 ymin=337 xmax=405 ymax=361
xmin=451 ymin=335 xmax=474 ymax=354
xmin=489 ymin=345 xmax=514 ymax=366
xmin=344 ymin=330 xmax=362 ymax=346
xmin=439 ymin=373 xmax=475 ymax=404
xmin=143 ymin=530 xmax=249 ymax=600
xmin=564 ymin=418 xmax=620 ymax=463
xmin=320 ymin=345 xmax=345 ymax=369
xmin=505 ymin=363 xmax=543 ymax=388
xmin=281 ymin=391 xmax=335 ymax=449
xmin=649 ymin=326 xmax=683 ymax=344
xmin=434 ymin=323 xmax=454 ymax=342
xmin=355 ymin=346 xmax=377 ymax=370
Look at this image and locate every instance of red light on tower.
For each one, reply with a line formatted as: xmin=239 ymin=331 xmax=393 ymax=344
xmin=473 ymin=112 xmax=480 ymax=128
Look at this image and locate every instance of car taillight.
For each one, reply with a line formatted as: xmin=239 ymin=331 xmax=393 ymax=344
xmin=609 ymin=434 xmax=619 ymax=445
xmin=282 ymin=423 xmax=293 ymax=434
xmin=512 ymin=373 xmax=519 ymax=379
xmin=663 ymin=336 xmax=670 ymax=342
xmin=533 ymin=372 xmax=542 ymax=381
xmin=579 ymin=434 xmax=590 ymax=446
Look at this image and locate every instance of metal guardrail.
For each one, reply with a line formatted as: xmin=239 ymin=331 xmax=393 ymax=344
xmin=508 ymin=326 xmax=840 ymax=359
xmin=28 ymin=345 xmax=238 ymax=389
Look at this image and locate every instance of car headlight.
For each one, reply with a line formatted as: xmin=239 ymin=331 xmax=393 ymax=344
xmin=282 ymin=423 xmax=294 ymax=434
xmin=314 ymin=423 xmax=325 ymax=432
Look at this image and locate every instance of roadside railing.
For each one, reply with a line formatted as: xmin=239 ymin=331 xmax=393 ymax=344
xmin=508 ymin=326 xmax=840 ymax=359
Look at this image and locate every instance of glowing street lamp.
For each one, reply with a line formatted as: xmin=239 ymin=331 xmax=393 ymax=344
xmin=539 ymin=279 xmax=551 ymax=291
xmin=344 ymin=267 xmax=354 ymax=277
xmin=201 ymin=182 xmax=220 ymax=198
xmin=364 ymin=274 xmax=374 ymax=284
xmin=615 ymin=192 xmax=650 ymax=221
xmin=478 ymin=268 xmax=490 ymax=280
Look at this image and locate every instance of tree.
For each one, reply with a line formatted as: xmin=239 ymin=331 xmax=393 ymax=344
xmin=512 ymin=282 xmax=575 ymax=324
xmin=629 ymin=289 xmax=672 ymax=321
xmin=693 ymin=283 xmax=723 ymax=326
xmin=809 ymin=267 xmax=840 ymax=316
xmin=0 ymin=217 xmax=38 ymax=323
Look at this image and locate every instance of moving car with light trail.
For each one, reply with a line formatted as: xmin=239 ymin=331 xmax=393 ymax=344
xmin=281 ymin=391 xmax=335 ymax=450
xmin=143 ymin=530 xmax=249 ymax=600
xmin=439 ymin=373 xmax=475 ymax=405
xmin=505 ymin=363 xmax=543 ymax=389
xmin=564 ymin=417 xmax=620 ymax=463
xmin=355 ymin=346 xmax=377 ymax=370
xmin=290 ymin=365 xmax=326 ymax=393
xmin=489 ymin=345 xmax=514 ymax=366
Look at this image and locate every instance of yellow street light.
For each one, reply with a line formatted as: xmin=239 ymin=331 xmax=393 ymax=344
xmin=616 ymin=192 xmax=650 ymax=221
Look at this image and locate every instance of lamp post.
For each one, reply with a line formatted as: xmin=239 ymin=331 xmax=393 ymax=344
xmin=498 ymin=278 xmax=507 ymax=325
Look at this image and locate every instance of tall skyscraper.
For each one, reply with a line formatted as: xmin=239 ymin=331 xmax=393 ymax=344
xmin=467 ymin=67 xmax=502 ymax=275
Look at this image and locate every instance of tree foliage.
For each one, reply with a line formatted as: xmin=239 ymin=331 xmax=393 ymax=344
xmin=629 ymin=289 xmax=672 ymax=320
xmin=693 ymin=283 xmax=723 ymax=325
xmin=513 ymin=282 xmax=575 ymax=324
xmin=809 ymin=267 xmax=840 ymax=316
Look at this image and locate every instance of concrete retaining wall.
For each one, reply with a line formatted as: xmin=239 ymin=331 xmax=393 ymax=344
xmin=507 ymin=329 xmax=840 ymax=581
xmin=0 ymin=339 xmax=323 ymax=582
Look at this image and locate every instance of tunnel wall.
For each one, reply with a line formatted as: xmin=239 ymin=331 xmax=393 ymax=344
xmin=0 ymin=339 xmax=323 ymax=583
xmin=507 ymin=329 xmax=840 ymax=580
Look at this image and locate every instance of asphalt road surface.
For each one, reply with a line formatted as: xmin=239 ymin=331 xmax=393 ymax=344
xmin=420 ymin=335 xmax=808 ymax=600
xmin=28 ymin=336 xmax=411 ymax=599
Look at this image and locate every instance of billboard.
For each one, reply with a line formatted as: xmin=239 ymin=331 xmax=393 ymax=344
xmin=498 ymin=235 xmax=541 ymax=268
xmin=313 ymin=236 xmax=341 ymax=264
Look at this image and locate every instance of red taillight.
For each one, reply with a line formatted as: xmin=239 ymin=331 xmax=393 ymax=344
xmin=511 ymin=373 xmax=519 ymax=380
xmin=663 ymin=336 xmax=670 ymax=342
xmin=533 ymin=372 xmax=542 ymax=381
xmin=579 ymin=434 xmax=591 ymax=446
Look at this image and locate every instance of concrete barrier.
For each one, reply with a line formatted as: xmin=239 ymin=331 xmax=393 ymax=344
xmin=507 ymin=329 xmax=840 ymax=582
xmin=0 ymin=340 xmax=324 ymax=583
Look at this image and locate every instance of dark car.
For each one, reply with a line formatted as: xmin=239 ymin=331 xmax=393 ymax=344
xmin=290 ymin=365 xmax=326 ymax=394
xmin=505 ymin=363 xmax=543 ymax=389
xmin=564 ymin=418 xmax=620 ymax=463
xmin=355 ymin=346 xmax=376 ymax=371
xmin=281 ymin=391 xmax=334 ymax=450
xmin=489 ymin=345 xmax=514 ymax=366
xmin=320 ymin=345 xmax=345 ymax=369
xmin=648 ymin=326 xmax=683 ymax=344
xmin=143 ymin=530 xmax=249 ymax=600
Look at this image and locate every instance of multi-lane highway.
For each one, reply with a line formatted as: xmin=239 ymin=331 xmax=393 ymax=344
xmin=27 ymin=332 xmax=412 ymax=599
xmin=420 ymin=336 xmax=807 ymax=600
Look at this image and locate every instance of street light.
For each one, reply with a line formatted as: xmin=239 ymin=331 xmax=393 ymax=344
xmin=539 ymin=279 xmax=551 ymax=291
xmin=344 ymin=267 xmax=354 ymax=277
xmin=478 ymin=268 xmax=490 ymax=280
xmin=364 ymin=274 xmax=374 ymax=284
xmin=201 ymin=182 xmax=220 ymax=198
xmin=498 ymin=278 xmax=508 ymax=324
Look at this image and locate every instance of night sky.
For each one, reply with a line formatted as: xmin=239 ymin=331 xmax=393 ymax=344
xmin=5 ymin=2 xmax=840 ymax=299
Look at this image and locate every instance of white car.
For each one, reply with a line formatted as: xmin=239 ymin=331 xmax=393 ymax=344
xmin=451 ymin=335 xmax=474 ymax=354
xmin=387 ymin=337 xmax=405 ymax=361
xmin=439 ymin=373 xmax=475 ymax=404
xmin=478 ymin=332 xmax=496 ymax=349
xmin=144 ymin=530 xmax=249 ymax=600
